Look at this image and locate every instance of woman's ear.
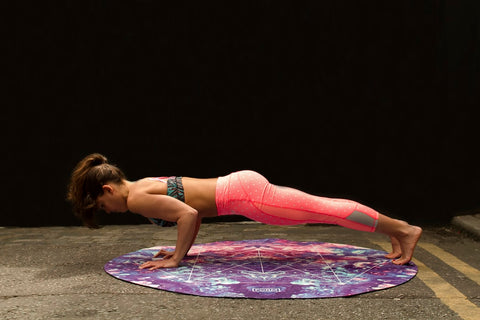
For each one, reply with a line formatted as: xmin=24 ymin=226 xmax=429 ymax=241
xmin=102 ymin=185 xmax=114 ymax=194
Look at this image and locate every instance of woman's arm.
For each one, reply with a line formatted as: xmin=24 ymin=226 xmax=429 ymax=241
xmin=127 ymin=192 xmax=199 ymax=269
xmin=189 ymin=216 xmax=202 ymax=251
xmin=153 ymin=215 xmax=202 ymax=260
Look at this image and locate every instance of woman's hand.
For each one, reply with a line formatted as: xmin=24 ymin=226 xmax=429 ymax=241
xmin=139 ymin=259 xmax=179 ymax=270
xmin=153 ymin=249 xmax=175 ymax=259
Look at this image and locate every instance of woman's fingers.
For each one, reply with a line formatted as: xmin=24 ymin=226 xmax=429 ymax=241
xmin=139 ymin=259 xmax=179 ymax=270
xmin=153 ymin=249 xmax=174 ymax=258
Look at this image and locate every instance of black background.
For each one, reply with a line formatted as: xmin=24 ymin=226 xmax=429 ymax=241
xmin=4 ymin=1 xmax=479 ymax=227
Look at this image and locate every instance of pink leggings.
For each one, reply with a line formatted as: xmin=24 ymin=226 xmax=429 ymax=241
xmin=215 ymin=170 xmax=379 ymax=232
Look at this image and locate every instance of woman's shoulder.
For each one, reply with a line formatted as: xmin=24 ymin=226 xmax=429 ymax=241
xmin=129 ymin=178 xmax=167 ymax=196
xmin=127 ymin=178 xmax=169 ymax=211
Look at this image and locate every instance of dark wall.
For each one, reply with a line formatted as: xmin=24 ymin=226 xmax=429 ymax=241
xmin=4 ymin=1 xmax=479 ymax=227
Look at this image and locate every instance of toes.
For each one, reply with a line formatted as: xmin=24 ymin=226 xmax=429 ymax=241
xmin=392 ymin=257 xmax=411 ymax=265
xmin=385 ymin=252 xmax=402 ymax=259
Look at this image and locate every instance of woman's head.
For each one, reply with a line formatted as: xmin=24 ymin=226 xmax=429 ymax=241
xmin=67 ymin=153 xmax=126 ymax=228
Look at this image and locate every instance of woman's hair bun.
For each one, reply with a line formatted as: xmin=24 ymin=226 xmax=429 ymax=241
xmin=88 ymin=153 xmax=108 ymax=167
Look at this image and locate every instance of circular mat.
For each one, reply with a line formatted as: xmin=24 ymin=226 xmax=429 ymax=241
xmin=104 ymin=238 xmax=417 ymax=299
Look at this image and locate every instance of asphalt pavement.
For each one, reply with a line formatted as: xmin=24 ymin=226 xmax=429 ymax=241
xmin=1 ymin=216 xmax=479 ymax=320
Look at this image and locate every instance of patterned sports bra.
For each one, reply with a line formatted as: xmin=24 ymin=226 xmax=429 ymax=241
xmin=147 ymin=176 xmax=184 ymax=227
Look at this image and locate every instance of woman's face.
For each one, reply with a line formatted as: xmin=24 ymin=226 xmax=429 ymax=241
xmin=96 ymin=185 xmax=128 ymax=214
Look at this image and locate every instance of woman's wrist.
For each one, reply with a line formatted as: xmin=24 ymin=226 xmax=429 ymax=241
xmin=171 ymin=254 xmax=184 ymax=264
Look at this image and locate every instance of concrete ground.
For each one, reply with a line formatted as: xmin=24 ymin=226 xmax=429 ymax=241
xmin=1 ymin=220 xmax=479 ymax=320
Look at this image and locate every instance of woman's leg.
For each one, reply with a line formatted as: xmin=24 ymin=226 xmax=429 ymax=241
xmin=232 ymin=171 xmax=380 ymax=232
xmin=217 ymin=170 xmax=422 ymax=264
xmin=258 ymin=183 xmax=423 ymax=265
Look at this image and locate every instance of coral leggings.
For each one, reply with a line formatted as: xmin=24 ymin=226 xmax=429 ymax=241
xmin=215 ymin=170 xmax=378 ymax=232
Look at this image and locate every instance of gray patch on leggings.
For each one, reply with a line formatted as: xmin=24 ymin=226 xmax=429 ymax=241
xmin=346 ymin=210 xmax=377 ymax=228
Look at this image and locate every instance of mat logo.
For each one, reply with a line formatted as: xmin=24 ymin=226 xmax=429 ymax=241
xmin=250 ymin=287 xmax=284 ymax=293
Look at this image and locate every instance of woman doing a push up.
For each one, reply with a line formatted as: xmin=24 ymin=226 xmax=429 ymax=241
xmin=67 ymin=153 xmax=422 ymax=270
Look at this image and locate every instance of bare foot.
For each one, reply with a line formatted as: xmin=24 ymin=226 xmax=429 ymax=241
xmin=385 ymin=236 xmax=402 ymax=259
xmin=392 ymin=225 xmax=423 ymax=265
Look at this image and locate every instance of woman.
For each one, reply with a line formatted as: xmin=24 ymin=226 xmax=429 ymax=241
xmin=67 ymin=153 xmax=422 ymax=270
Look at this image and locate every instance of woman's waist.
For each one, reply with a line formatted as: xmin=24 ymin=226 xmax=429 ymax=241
xmin=182 ymin=177 xmax=218 ymax=216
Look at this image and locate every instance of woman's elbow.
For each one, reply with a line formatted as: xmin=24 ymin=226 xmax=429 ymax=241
xmin=189 ymin=208 xmax=199 ymax=218
xmin=182 ymin=207 xmax=198 ymax=220
xmin=175 ymin=208 xmax=198 ymax=226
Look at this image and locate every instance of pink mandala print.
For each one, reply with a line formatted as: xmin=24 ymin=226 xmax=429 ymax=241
xmin=104 ymin=239 xmax=417 ymax=299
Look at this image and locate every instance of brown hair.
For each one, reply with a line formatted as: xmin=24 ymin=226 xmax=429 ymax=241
xmin=67 ymin=153 xmax=126 ymax=228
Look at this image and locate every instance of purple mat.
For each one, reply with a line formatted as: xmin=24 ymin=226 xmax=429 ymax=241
xmin=104 ymin=239 xmax=417 ymax=299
